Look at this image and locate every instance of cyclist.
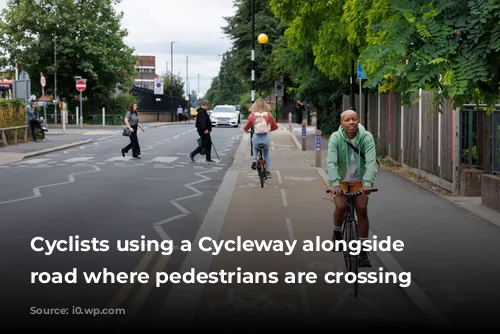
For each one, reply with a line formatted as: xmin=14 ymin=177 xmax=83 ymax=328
xmin=327 ymin=109 xmax=377 ymax=267
xmin=241 ymin=98 xmax=278 ymax=177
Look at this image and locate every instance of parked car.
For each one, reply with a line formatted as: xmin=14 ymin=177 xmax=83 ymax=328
xmin=210 ymin=105 xmax=240 ymax=127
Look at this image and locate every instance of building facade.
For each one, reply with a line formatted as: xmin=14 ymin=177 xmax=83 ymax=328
xmin=134 ymin=55 xmax=157 ymax=91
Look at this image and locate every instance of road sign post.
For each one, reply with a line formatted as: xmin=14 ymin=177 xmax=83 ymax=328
xmin=75 ymin=78 xmax=87 ymax=128
xmin=357 ymin=63 xmax=367 ymax=124
xmin=40 ymin=73 xmax=47 ymax=127
xmin=315 ymin=129 xmax=322 ymax=167
xmin=302 ymin=121 xmax=307 ymax=151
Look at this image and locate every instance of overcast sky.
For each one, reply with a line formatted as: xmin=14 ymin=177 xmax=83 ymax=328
xmin=0 ymin=0 xmax=236 ymax=97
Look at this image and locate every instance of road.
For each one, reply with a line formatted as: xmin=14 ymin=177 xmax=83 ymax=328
xmin=1 ymin=122 xmax=500 ymax=332
xmin=0 ymin=123 xmax=243 ymax=329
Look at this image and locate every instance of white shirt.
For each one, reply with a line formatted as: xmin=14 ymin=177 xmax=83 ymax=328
xmin=342 ymin=138 xmax=360 ymax=182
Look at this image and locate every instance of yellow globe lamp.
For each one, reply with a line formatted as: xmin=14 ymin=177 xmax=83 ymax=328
xmin=258 ymin=33 xmax=269 ymax=45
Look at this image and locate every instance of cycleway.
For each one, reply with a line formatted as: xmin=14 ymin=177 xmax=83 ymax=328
xmin=157 ymin=128 xmax=435 ymax=331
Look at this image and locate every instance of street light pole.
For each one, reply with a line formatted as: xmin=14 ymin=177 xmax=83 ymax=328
xmin=54 ymin=33 xmax=57 ymax=124
xmin=170 ymin=41 xmax=175 ymax=121
xmin=250 ymin=0 xmax=255 ymax=156
xmin=186 ymin=56 xmax=189 ymax=108
xmin=197 ymin=74 xmax=200 ymax=104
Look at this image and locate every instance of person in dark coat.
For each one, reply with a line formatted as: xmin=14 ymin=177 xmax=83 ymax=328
xmin=189 ymin=101 xmax=215 ymax=163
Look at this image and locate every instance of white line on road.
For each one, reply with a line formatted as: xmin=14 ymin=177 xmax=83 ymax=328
xmin=285 ymin=217 xmax=314 ymax=322
xmin=0 ymin=165 xmax=101 ymax=205
xmin=111 ymin=170 xmax=220 ymax=324
xmin=281 ymin=188 xmax=288 ymax=206
xmin=276 ymin=170 xmax=283 ymax=183
xmin=285 ymin=217 xmax=295 ymax=242
xmin=169 ymin=170 xmax=218 ymax=214
xmin=161 ymin=132 xmax=247 ymax=321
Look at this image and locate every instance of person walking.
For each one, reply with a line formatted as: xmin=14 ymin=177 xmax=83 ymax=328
xmin=189 ymin=101 xmax=215 ymax=163
xmin=121 ymin=103 xmax=144 ymax=159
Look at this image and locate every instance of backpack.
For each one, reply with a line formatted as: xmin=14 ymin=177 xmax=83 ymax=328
xmin=254 ymin=112 xmax=269 ymax=134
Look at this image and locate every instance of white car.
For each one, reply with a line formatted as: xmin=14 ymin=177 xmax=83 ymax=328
xmin=210 ymin=105 xmax=240 ymax=127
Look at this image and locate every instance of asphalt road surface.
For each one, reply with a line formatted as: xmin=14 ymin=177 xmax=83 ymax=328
xmin=0 ymin=123 xmax=243 ymax=329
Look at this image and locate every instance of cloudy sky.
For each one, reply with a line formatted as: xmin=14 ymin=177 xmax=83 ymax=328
xmin=0 ymin=0 xmax=237 ymax=97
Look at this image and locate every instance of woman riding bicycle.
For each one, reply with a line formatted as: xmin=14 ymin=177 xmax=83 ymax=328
xmin=241 ymin=98 xmax=279 ymax=177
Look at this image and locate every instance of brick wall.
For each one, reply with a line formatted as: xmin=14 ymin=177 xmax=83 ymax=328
xmin=481 ymin=174 xmax=500 ymax=212
xmin=459 ymin=168 xmax=483 ymax=196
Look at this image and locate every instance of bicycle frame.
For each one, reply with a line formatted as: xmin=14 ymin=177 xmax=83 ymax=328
xmin=326 ymin=187 xmax=378 ymax=297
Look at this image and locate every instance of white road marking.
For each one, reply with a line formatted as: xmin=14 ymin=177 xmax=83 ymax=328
xmin=64 ymin=157 xmax=94 ymax=163
xmin=161 ymin=133 xmax=247 ymax=320
xmin=0 ymin=165 xmax=101 ymax=205
xmin=15 ymin=158 xmax=51 ymax=164
xmin=106 ymin=156 xmax=133 ymax=162
xmin=276 ymin=170 xmax=282 ymax=183
xmin=149 ymin=157 xmax=179 ymax=163
xmin=281 ymin=188 xmax=288 ymax=206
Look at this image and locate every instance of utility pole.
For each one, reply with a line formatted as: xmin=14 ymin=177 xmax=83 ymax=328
xmin=54 ymin=33 xmax=58 ymax=124
xmin=186 ymin=55 xmax=189 ymax=104
xmin=170 ymin=41 xmax=175 ymax=121
xmin=250 ymin=0 xmax=255 ymax=156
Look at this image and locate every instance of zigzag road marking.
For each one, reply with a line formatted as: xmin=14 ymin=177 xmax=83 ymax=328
xmin=0 ymin=165 xmax=101 ymax=205
xmin=115 ymin=169 xmax=219 ymax=323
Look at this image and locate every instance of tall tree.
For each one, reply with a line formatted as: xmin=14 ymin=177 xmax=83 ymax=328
xmin=222 ymin=0 xmax=283 ymax=93
xmin=360 ymin=0 xmax=500 ymax=106
xmin=0 ymin=0 xmax=136 ymax=102
xmin=159 ymin=71 xmax=185 ymax=98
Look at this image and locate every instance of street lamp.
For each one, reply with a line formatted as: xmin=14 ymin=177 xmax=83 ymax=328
xmin=249 ymin=29 xmax=269 ymax=156
xmin=170 ymin=41 xmax=176 ymax=121
xmin=258 ymin=33 xmax=268 ymax=46
xmin=186 ymin=56 xmax=189 ymax=106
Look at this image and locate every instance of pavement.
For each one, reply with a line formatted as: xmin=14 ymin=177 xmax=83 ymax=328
xmin=1 ymin=122 xmax=499 ymax=331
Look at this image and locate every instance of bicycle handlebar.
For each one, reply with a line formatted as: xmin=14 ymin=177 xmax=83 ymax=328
xmin=326 ymin=187 xmax=378 ymax=196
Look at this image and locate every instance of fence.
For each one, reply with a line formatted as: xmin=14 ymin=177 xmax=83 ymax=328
xmin=459 ymin=105 xmax=500 ymax=174
xmin=342 ymin=91 xmax=499 ymax=191
xmin=342 ymin=90 xmax=461 ymax=191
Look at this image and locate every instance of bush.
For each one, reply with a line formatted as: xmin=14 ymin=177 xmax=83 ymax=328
xmin=0 ymin=98 xmax=25 ymax=127
xmin=0 ymin=98 xmax=30 ymax=144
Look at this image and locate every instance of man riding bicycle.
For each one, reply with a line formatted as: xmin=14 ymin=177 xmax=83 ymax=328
xmin=327 ymin=109 xmax=378 ymax=267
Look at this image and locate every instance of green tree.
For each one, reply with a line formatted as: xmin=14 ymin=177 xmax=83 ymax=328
xmin=360 ymin=0 xmax=500 ymax=107
xmin=160 ymin=71 xmax=185 ymax=98
xmin=204 ymin=51 xmax=246 ymax=106
xmin=0 ymin=0 xmax=137 ymax=103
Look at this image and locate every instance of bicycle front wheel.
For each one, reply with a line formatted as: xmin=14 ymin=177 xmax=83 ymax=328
xmin=348 ymin=219 xmax=359 ymax=297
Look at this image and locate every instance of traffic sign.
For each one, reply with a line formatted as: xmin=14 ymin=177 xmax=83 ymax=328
xmin=40 ymin=74 xmax=46 ymax=88
xmin=357 ymin=63 xmax=367 ymax=80
xmin=76 ymin=79 xmax=86 ymax=92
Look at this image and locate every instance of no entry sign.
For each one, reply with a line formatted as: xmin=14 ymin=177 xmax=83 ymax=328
xmin=76 ymin=80 xmax=86 ymax=92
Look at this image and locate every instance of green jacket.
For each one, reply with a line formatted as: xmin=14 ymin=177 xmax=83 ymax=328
xmin=327 ymin=123 xmax=377 ymax=188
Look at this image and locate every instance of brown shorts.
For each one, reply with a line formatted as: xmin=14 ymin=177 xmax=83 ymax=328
xmin=339 ymin=181 xmax=363 ymax=194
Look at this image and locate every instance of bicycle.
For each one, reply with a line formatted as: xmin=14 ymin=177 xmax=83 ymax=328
xmin=255 ymin=143 xmax=268 ymax=188
xmin=326 ymin=186 xmax=378 ymax=297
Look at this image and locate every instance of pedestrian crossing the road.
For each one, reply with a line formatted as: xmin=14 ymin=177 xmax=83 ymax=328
xmin=0 ymin=134 xmax=239 ymax=171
